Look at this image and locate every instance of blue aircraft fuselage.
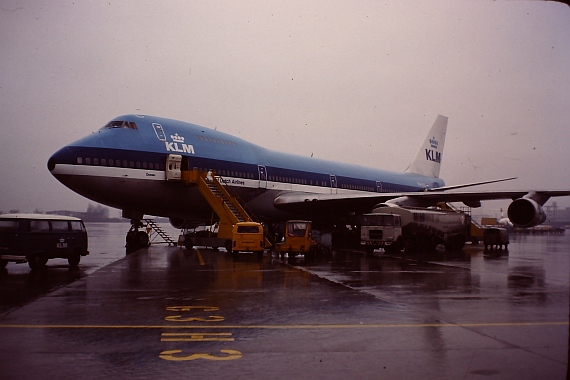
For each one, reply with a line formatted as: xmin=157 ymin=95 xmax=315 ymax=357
xmin=48 ymin=114 xmax=445 ymax=223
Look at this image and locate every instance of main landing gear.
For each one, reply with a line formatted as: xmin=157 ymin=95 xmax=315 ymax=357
xmin=126 ymin=219 xmax=150 ymax=249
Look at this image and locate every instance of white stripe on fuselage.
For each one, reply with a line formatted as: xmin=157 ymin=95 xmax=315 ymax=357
xmin=53 ymin=164 xmax=166 ymax=181
xmin=52 ymin=164 xmax=381 ymax=197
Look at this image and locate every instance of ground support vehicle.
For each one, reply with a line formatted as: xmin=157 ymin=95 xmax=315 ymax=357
xmin=369 ymin=206 xmax=471 ymax=252
xmin=231 ymin=222 xmax=265 ymax=259
xmin=174 ymin=170 xmax=271 ymax=252
xmin=0 ymin=213 xmax=88 ymax=270
xmin=274 ymin=220 xmax=321 ymax=259
xmin=178 ymin=222 xmax=231 ymax=251
xmin=360 ymin=213 xmax=403 ymax=253
xmin=483 ymin=227 xmax=509 ymax=251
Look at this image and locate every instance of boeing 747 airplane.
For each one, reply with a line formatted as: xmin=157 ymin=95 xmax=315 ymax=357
xmin=48 ymin=114 xmax=569 ymax=246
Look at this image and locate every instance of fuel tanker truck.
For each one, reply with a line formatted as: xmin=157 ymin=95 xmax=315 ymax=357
xmin=360 ymin=204 xmax=471 ymax=253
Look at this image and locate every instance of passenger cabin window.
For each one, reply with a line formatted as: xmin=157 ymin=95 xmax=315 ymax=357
xmin=288 ymin=222 xmax=308 ymax=237
xmin=30 ymin=220 xmax=50 ymax=232
xmin=51 ymin=221 xmax=69 ymax=231
xmin=101 ymin=121 xmax=138 ymax=130
xmin=0 ymin=220 xmax=19 ymax=231
xmin=70 ymin=221 xmax=85 ymax=231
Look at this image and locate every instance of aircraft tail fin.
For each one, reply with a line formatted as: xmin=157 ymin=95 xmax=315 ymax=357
xmin=405 ymin=114 xmax=448 ymax=178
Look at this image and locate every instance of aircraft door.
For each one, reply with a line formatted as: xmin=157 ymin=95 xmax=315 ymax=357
xmin=258 ymin=165 xmax=267 ymax=189
xmin=330 ymin=175 xmax=337 ymax=194
xmin=376 ymin=181 xmax=383 ymax=193
xmin=152 ymin=123 xmax=166 ymax=141
xmin=166 ymin=154 xmax=182 ymax=181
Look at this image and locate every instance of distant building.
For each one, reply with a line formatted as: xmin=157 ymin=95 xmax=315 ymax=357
xmin=544 ymin=203 xmax=570 ymax=228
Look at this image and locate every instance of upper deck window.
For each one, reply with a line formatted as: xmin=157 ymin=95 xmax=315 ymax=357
xmin=101 ymin=121 xmax=138 ymax=130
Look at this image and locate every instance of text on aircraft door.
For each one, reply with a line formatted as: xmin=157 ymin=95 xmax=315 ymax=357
xmin=258 ymin=165 xmax=267 ymax=189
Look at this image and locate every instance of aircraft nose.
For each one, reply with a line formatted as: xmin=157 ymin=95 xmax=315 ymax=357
xmin=47 ymin=155 xmax=56 ymax=172
xmin=47 ymin=146 xmax=70 ymax=173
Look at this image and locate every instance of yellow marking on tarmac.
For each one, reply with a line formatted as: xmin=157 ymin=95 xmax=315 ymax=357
xmin=0 ymin=321 xmax=567 ymax=330
xmin=196 ymin=248 xmax=205 ymax=266
xmin=161 ymin=332 xmax=234 ymax=342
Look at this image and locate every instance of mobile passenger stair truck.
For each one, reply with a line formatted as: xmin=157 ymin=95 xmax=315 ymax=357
xmin=362 ymin=204 xmax=471 ymax=253
xmin=174 ymin=165 xmax=272 ymax=255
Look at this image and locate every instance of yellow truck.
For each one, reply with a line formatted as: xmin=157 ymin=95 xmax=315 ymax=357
xmin=274 ymin=220 xmax=319 ymax=258
xmin=231 ymin=222 xmax=265 ymax=259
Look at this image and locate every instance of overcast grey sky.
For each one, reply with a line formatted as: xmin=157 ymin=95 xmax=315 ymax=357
xmin=1 ymin=0 xmax=569 ymax=217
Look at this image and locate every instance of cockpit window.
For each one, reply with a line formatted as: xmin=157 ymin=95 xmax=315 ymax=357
xmin=101 ymin=121 xmax=138 ymax=130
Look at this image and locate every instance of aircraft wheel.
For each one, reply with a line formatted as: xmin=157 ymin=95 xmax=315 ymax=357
xmin=0 ymin=259 xmax=7 ymax=268
xmin=126 ymin=231 xmax=137 ymax=247
xmin=136 ymin=231 xmax=150 ymax=247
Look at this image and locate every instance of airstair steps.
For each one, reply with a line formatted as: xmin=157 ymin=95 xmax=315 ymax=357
xmin=143 ymin=219 xmax=177 ymax=246
xmin=203 ymin=179 xmax=250 ymax=223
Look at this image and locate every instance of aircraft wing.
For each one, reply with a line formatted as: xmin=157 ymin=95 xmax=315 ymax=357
xmin=273 ymin=190 xmax=570 ymax=215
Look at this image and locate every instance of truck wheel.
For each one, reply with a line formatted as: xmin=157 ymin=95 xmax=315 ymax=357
xmin=184 ymin=236 xmax=194 ymax=250
xmin=28 ymin=254 xmax=47 ymax=270
xmin=225 ymin=240 xmax=233 ymax=253
xmin=385 ymin=244 xmax=397 ymax=254
xmin=404 ymin=240 xmax=415 ymax=253
xmin=68 ymin=250 xmax=81 ymax=267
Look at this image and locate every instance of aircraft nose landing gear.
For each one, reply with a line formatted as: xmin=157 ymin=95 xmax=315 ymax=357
xmin=126 ymin=219 xmax=150 ymax=249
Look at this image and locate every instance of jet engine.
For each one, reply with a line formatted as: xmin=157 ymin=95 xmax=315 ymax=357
xmin=507 ymin=198 xmax=546 ymax=228
xmin=169 ymin=218 xmax=194 ymax=229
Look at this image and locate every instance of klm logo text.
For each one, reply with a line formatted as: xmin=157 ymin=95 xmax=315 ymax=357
xmin=165 ymin=142 xmax=195 ymax=154
xmin=425 ymin=149 xmax=441 ymax=163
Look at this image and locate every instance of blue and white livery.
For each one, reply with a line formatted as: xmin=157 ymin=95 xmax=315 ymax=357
xmin=48 ymin=114 xmax=569 ymax=229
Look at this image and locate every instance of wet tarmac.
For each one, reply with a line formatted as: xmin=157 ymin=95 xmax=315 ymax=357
xmin=0 ymin=223 xmax=568 ymax=379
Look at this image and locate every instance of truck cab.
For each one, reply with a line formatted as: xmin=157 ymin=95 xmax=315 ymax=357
xmin=275 ymin=220 xmax=318 ymax=258
xmin=360 ymin=212 xmax=403 ymax=253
